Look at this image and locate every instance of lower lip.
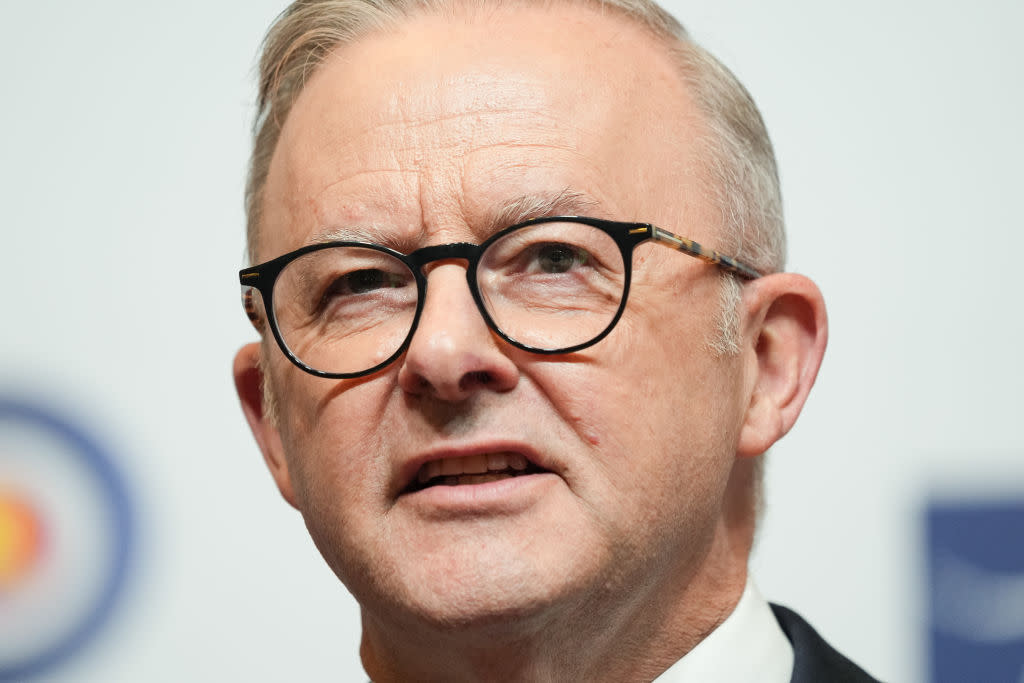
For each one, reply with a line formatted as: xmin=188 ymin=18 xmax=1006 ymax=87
xmin=400 ymin=472 xmax=559 ymax=516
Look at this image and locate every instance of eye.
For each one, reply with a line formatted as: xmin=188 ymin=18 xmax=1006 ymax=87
xmin=533 ymin=243 xmax=590 ymax=274
xmin=317 ymin=270 xmax=408 ymax=313
xmin=311 ymin=267 xmax=412 ymax=319
xmin=325 ymin=269 xmax=406 ymax=297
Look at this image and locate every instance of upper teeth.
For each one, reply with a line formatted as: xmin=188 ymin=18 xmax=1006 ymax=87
xmin=417 ymin=452 xmax=529 ymax=483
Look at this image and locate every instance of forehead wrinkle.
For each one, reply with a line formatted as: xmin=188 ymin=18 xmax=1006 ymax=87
xmin=300 ymin=72 xmax=563 ymax=157
xmin=358 ymin=65 xmax=560 ymax=127
xmin=303 ymin=141 xmax=582 ymax=232
xmin=310 ymin=167 xmax=414 ymax=212
xmin=468 ymin=141 xmax=583 ymax=156
xmin=353 ymin=112 xmax=574 ymax=162
xmin=367 ymin=104 xmax=558 ymax=137
xmin=302 ymin=164 xmax=426 ymax=252
xmin=306 ymin=139 xmax=596 ymax=245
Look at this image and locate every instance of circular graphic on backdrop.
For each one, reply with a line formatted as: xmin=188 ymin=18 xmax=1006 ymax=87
xmin=0 ymin=397 xmax=133 ymax=681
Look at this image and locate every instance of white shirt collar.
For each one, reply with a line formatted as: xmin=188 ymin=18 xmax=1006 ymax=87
xmin=652 ymin=578 xmax=794 ymax=683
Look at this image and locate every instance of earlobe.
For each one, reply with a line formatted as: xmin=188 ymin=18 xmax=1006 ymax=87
xmin=233 ymin=343 xmax=298 ymax=507
xmin=736 ymin=274 xmax=828 ymax=457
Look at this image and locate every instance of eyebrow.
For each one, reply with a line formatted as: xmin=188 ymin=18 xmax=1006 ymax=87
xmin=308 ymin=188 xmax=603 ymax=249
xmin=488 ymin=189 xmax=601 ymax=234
xmin=312 ymin=224 xmax=389 ymax=244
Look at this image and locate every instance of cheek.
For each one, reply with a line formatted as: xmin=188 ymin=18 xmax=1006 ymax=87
xmin=274 ymin=369 xmax=396 ymax=510
xmin=526 ymin=274 xmax=742 ymax=491
xmin=525 ymin=352 xmax=738 ymax=575
xmin=274 ymin=376 xmax=402 ymax=587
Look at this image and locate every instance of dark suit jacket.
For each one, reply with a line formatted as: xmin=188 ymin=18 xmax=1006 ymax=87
xmin=771 ymin=604 xmax=881 ymax=683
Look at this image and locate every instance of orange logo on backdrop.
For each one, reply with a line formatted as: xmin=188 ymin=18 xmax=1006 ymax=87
xmin=0 ymin=488 xmax=45 ymax=589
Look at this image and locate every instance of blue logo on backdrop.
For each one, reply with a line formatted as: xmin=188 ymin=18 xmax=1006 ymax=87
xmin=0 ymin=397 xmax=134 ymax=681
xmin=927 ymin=499 xmax=1024 ymax=683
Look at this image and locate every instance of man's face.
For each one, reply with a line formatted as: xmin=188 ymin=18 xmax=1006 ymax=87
xmin=255 ymin=5 xmax=750 ymax=631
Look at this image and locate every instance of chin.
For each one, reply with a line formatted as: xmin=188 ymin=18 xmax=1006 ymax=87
xmin=348 ymin=540 xmax=600 ymax=636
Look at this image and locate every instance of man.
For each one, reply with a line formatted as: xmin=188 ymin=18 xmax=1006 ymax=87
xmin=233 ymin=0 xmax=877 ymax=680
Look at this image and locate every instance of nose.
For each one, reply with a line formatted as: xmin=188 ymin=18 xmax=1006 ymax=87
xmin=396 ymin=262 xmax=519 ymax=401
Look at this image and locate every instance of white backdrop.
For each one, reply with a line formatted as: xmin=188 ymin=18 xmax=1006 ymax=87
xmin=2 ymin=1 xmax=1021 ymax=681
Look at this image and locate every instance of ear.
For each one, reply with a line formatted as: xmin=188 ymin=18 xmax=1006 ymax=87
xmin=736 ymin=273 xmax=828 ymax=457
xmin=233 ymin=343 xmax=298 ymax=508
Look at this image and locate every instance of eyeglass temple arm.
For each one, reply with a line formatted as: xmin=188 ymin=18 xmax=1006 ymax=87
xmin=239 ymin=267 xmax=273 ymax=330
xmin=647 ymin=225 xmax=763 ymax=280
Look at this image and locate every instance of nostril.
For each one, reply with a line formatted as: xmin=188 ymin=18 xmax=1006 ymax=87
xmin=461 ymin=371 xmax=492 ymax=388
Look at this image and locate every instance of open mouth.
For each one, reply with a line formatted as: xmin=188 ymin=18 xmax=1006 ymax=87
xmin=404 ymin=452 xmax=546 ymax=493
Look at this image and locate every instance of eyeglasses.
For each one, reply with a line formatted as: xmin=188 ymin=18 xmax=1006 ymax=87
xmin=239 ymin=216 xmax=762 ymax=378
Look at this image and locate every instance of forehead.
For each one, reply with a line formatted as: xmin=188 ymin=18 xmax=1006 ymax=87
xmin=260 ymin=3 xmax=714 ymax=260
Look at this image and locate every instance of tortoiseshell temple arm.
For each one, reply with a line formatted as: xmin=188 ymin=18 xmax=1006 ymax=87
xmin=647 ymin=225 xmax=763 ymax=280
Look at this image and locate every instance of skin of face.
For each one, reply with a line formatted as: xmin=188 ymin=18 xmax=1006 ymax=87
xmin=234 ymin=5 xmax=827 ymax=681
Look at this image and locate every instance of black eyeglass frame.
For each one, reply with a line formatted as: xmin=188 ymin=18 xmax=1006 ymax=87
xmin=239 ymin=216 xmax=763 ymax=379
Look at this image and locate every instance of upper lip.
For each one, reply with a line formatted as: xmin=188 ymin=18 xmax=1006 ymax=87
xmin=395 ymin=439 xmax=552 ymax=496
